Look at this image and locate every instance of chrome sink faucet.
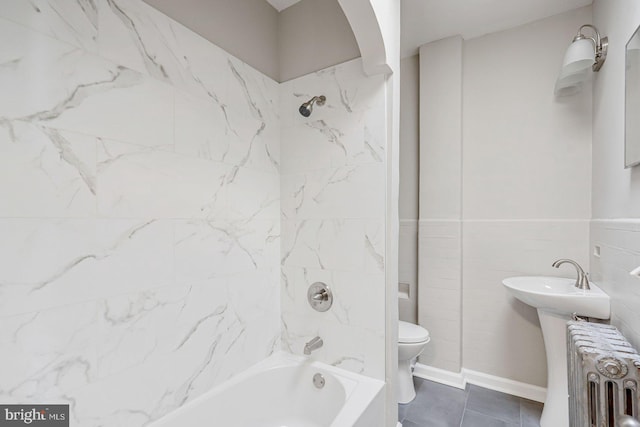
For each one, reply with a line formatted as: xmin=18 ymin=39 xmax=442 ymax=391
xmin=304 ymin=336 xmax=323 ymax=355
xmin=552 ymin=259 xmax=590 ymax=290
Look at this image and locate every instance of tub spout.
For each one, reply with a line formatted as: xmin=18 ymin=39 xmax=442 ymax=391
xmin=304 ymin=336 xmax=323 ymax=355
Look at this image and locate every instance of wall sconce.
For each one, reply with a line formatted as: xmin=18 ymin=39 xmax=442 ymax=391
xmin=555 ymin=24 xmax=608 ymax=96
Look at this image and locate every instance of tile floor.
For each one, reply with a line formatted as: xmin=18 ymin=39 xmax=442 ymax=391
xmin=399 ymin=377 xmax=543 ymax=427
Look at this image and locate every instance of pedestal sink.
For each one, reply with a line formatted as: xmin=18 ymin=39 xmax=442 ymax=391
xmin=502 ymin=276 xmax=610 ymax=427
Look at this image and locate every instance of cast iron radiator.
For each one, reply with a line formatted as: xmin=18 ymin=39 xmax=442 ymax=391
xmin=568 ymin=321 xmax=640 ymax=427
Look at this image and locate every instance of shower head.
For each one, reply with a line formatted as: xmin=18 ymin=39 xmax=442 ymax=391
xmin=299 ymin=95 xmax=326 ymax=117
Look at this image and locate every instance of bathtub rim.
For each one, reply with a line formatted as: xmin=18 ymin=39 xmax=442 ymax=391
xmin=149 ymin=351 xmax=386 ymax=427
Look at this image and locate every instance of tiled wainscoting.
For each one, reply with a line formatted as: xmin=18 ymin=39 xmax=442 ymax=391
xmin=591 ymin=220 xmax=640 ymax=350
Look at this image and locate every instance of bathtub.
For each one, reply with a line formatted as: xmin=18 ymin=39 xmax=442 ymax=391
xmin=150 ymin=352 xmax=385 ymax=427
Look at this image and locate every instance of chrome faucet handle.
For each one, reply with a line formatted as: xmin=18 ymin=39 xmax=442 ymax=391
xmin=552 ymin=258 xmax=590 ymax=290
xmin=312 ymin=289 xmax=328 ymax=301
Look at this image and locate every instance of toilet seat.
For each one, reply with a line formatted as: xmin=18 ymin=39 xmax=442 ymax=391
xmin=399 ymin=321 xmax=430 ymax=344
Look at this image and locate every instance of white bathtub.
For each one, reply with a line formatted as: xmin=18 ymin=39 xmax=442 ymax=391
xmin=150 ymin=352 xmax=385 ymax=427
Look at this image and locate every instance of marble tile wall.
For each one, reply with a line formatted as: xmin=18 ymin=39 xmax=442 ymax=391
xmin=0 ymin=1 xmax=280 ymax=425
xmin=279 ymin=59 xmax=387 ymax=380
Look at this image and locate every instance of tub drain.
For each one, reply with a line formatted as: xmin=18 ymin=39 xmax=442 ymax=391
xmin=313 ymin=373 xmax=325 ymax=389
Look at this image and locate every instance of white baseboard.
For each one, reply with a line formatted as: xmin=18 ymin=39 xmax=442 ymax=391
xmin=412 ymin=363 xmax=466 ymax=389
xmin=413 ymin=363 xmax=546 ymax=403
xmin=463 ymin=368 xmax=547 ymax=403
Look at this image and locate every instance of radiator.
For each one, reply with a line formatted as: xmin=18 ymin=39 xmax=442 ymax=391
xmin=567 ymin=321 xmax=640 ymax=427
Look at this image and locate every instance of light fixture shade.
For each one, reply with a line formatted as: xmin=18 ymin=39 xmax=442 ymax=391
xmin=554 ymin=69 xmax=589 ymax=96
xmin=562 ymin=38 xmax=595 ymax=75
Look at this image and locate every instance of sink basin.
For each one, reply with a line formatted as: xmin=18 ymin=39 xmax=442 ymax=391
xmin=502 ymin=276 xmax=610 ymax=319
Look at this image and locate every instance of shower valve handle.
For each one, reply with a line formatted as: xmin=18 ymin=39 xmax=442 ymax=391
xmin=312 ymin=289 xmax=328 ymax=301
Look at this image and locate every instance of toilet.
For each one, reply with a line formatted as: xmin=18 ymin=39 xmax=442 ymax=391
xmin=398 ymin=320 xmax=430 ymax=404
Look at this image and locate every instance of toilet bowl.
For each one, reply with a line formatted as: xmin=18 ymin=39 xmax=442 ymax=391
xmin=397 ymin=320 xmax=430 ymax=404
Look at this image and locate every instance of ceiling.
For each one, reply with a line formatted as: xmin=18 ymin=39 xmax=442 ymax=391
xmin=265 ymin=0 xmax=301 ymax=12
xmin=264 ymin=0 xmax=593 ymax=57
xmin=401 ymin=0 xmax=591 ymax=58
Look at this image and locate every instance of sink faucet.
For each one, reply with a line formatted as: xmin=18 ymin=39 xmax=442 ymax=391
xmin=304 ymin=336 xmax=323 ymax=355
xmin=552 ymin=259 xmax=590 ymax=290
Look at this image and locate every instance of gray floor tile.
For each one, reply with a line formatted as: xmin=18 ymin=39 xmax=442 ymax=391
xmin=404 ymin=379 xmax=466 ymax=426
xmin=461 ymin=409 xmax=520 ymax=427
xmin=402 ymin=417 xmax=461 ymax=427
xmin=466 ymin=384 xmax=521 ymax=424
xmin=401 ymin=378 xmax=542 ymax=427
xmin=398 ymin=403 xmax=409 ymax=422
xmin=520 ymin=399 xmax=543 ymax=427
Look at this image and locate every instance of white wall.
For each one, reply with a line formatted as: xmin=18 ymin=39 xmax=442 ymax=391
xmin=400 ymin=55 xmax=420 ymax=221
xmin=399 ymin=55 xmax=420 ymax=322
xmin=416 ymin=7 xmax=593 ymax=387
xmin=418 ymin=36 xmax=464 ymax=373
xmin=461 ymin=6 xmax=592 ymax=387
xmin=0 ymin=0 xmax=280 ymax=424
xmin=590 ymin=0 xmax=640 ymax=350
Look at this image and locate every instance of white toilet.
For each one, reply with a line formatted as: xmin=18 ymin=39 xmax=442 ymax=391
xmin=398 ymin=320 xmax=430 ymax=404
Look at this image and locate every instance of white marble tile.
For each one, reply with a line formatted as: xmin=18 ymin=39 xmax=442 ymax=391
xmin=69 ymin=275 xmax=279 ymax=426
xmin=0 ymin=121 xmax=96 ymax=217
xmin=175 ymin=219 xmax=279 ymax=284
xmin=280 ymin=115 xmax=360 ymax=174
xmin=174 ymin=90 xmax=243 ymax=164
xmin=0 ymin=17 xmax=88 ymax=118
xmin=97 ymin=0 xmax=280 ymax=117
xmin=279 ymin=58 xmax=385 ymax=127
xmin=0 ymin=0 xmax=98 ymax=52
xmin=281 ymin=219 xmax=365 ymax=271
xmin=0 ymin=218 xmax=174 ymax=317
xmin=99 ymin=289 xmax=176 ymax=379
xmin=0 ymin=17 xmax=174 ymax=148
xmin=97 ymin=0 xmax=178 ymax=80
xmin=227 ymin=56 xmax=279 ymax=126
xmin=279 ymin=58 xmax=387 ymax=381
xmin=69 ymin=282 xmax=279 ymax=426
xmin=47 ymin=73 xmax=174 ymax=149
xmin=97 ymin=140 xmax=229 ymax=219
xmin=281 ymin=164 xmax=385 ymax=220
xmin=226 ymin=166 xmax=279 ymax=220
xmin=364 ymin=220 xmax=385 ymax=273
xmin=0 ymin=302 xmax=98 ymax=402
xmin=0 ymin=219 xmax=95 ymax=317
xmin=280 ymin=310 xmax=366 ymax=375
xmin=279 ymin=110 xmax=385 ymax=175
xmin=281 ymin=267 xmax=384 ymax=332
xmin=97 ymin=282 xmax=239 ymax=379
xmin=91 ymin=218 xmax=175 ymax=294
xmin=360 ymin=329 xmax=386 ymax=379
xmin=161 ymin=20 xmax=234 ymax=104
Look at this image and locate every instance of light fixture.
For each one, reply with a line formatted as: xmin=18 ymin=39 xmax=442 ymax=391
xmin=555 ymin=24 xmax=608 ymax=96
